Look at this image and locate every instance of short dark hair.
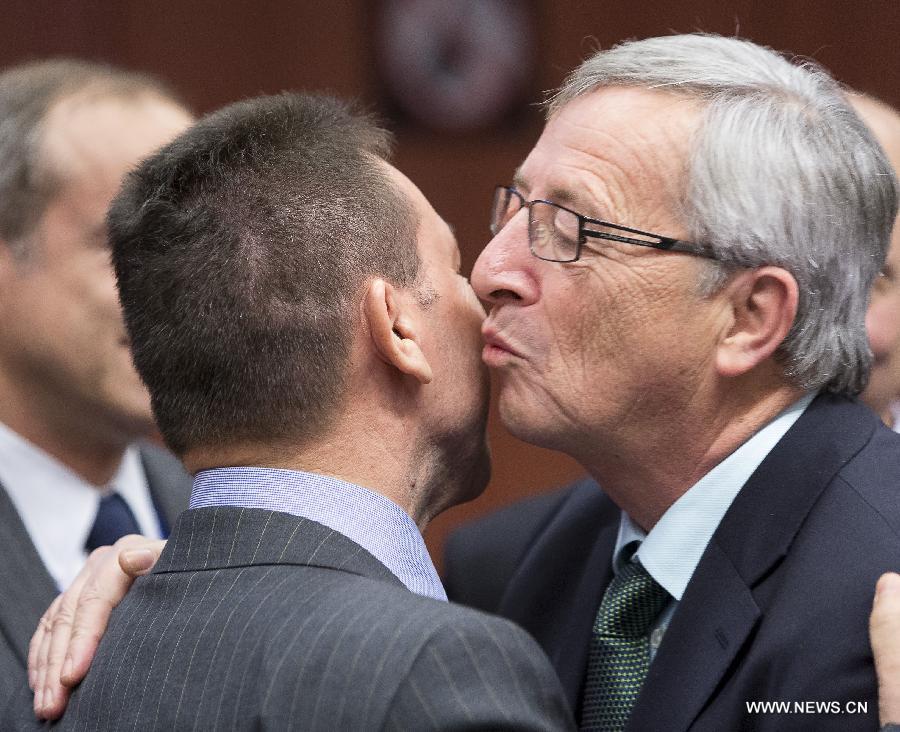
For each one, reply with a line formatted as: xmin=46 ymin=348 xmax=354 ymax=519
xmin=0 ymin=58 xmax=187 ymax=251
xmin=109 ymin=93 xmax=421 ymax=455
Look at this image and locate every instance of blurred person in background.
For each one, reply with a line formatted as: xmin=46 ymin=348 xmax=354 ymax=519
xmin=14 ymin=91 xmax=573 ymax=731
xmin=0 ymin=59 xmax=193 ymax=707
xmin=854 ymin=93 xmax=900 ymax=431
xmin=855 ymin=93 xmax=900 ymax=732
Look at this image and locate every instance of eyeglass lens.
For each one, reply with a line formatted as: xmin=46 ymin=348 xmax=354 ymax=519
xmin=490 ymin=186 xmax=518 ymax=236
xmin=529 ymin=202 xmax=580 ymax=262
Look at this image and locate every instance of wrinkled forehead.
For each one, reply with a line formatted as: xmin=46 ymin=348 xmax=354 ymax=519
xmin=518 ymin=87 xmax=701 ymax=226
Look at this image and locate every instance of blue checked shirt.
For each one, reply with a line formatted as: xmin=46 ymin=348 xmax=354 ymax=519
xmin=190 ymin=467 xmax=447 ymax=601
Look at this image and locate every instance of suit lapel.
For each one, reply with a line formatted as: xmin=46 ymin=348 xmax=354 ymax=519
xmin=0 ymin=483 xmax=58 ymax=666
xmin=630 ymin=394 xmax=878 ymax=731
xmin=627 ymin=542 xmax=760 ymax=732
xmin=153 ymin=506 xmax=406 ymax=590
xmin=497 ymin=480 xmax=619 ymax=713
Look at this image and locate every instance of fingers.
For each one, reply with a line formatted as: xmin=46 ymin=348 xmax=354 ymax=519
xmin=871 ymin=572 xmax=900 ymax=726
xmin=119 ymin=539 xmax=166 ymax=577
xmin=28 ymin=601 xmax=54 ymax=690
xmin=61 ymin=535 xmax=156 ymax=688
xmin=34 ymin=599 xmax=58 ymax=716
xmin=61 ymin=536 xmax=158 ymax=692
xmin=31 ymin=534 xmax=157 ymax=721
xmin=32 ymin=551 xmax=101 ymax=721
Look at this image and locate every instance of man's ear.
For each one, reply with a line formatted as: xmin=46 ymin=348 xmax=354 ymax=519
xmin=715 ymin=266 xmax=799 ymax=378
xmin=362 ymin=278 xmax=433 ymax=384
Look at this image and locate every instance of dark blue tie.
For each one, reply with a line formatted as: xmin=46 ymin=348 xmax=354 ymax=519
xmin=85 ymin=492 xmax=141 ymax=551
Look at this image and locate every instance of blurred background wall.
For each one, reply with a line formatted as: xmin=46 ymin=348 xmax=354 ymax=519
xmin=4 ymin=0 xmax=898 ymax=568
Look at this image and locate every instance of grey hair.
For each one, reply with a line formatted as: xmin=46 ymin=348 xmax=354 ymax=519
xmin=0 ymin=58 xmax=186 ymax=256
xmin=549 ymin=34 xmax=898 ymax=396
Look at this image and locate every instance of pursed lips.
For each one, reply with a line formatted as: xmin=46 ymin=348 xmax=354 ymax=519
xmin=480 ymin=322 xmax=524 ymax=361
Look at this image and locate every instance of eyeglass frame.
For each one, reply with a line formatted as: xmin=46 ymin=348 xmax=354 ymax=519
xmin=491 ymin=185 xmax=720 ymax=263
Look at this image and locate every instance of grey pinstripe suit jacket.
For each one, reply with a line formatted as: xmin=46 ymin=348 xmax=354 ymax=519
xmin=16 ymin=506 xmax=573 ymax=731
xmin=0 ymin=444 xmax=191 ymax=714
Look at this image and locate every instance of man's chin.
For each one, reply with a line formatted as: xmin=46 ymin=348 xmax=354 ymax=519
xmin=97 ymin=392 xmax=157 ymax=441
xmin=464 ymin=444 xmax=493 ymax=503
xmin=861 ymin=372 xmax=896 ymax=421
xmin=497 ymin=396 xmax=546 ymax=447
xmin=432 ymin=440 xmax=492 ymax=516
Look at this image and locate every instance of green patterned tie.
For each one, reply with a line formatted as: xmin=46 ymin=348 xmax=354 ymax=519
xmin=580 ymin=542 xmax=669 ymax=731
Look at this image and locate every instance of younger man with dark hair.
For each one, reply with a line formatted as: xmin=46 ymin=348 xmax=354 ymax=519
xmin=16 ymin=92 xmax=572 ymax=731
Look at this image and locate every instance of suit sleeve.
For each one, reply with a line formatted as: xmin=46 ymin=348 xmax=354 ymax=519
xmin=382 ymin=612 xmax=575 ymax=731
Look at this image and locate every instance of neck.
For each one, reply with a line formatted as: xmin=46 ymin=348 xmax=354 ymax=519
xmin=583 ymin=380 xmax=806 ymax=532
xmin=183 ymin=344 xmax=489 ymax=531
xmin=184 ymin=415 xmax=448 ymax=532
xmin=0 ymin=374 xmax=133 ymax=486
xmin=879 ymin=403 xmax=896 ymax=429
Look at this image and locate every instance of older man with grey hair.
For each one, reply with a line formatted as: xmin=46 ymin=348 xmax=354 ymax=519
xmin=446 ymin=34 xmax=900 ymax=731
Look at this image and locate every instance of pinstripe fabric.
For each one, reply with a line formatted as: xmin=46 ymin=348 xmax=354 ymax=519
xmin=16 ymin=507 xmax=574 ymax=731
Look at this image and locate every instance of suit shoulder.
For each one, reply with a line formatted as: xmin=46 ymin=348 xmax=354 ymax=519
xmin=242 ymin=564 xmax=537 ymax=657
xmin=235 ymin=569 xmax=571 ymax=730
xmin=243 ymin=569 xmax=552 ymax=675
xmin=833 ymin=423 xmax=900 ymax=539
xmin=443 ymin=478 xmax=607 ymax=610
xmin=69 ymin=563 xmax=564 ymax=732
xmin=384 ymin=598 xmax=574 ymax=730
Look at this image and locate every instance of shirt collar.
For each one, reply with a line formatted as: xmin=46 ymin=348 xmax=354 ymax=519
xmin=189 ymin=467 xmax=447 ymax=601
xmin=0 ymin=422 xmax=153 ymax=589
xmin=613 ymin=391 xmax=816 ymax=600
xmin=889 ymin=400 xmax=900 ymax=433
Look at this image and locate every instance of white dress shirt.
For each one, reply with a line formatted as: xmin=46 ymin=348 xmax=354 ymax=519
xmin=0 ymin=422 xmax=163 ymax=590
xmin=613 ymin=391 xmax=816 ymax=656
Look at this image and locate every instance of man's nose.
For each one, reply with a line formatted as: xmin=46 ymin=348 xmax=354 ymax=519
xmin=471 ymin=211 xmax=538 ymax=306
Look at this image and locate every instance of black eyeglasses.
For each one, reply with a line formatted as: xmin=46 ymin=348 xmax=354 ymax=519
xmin=490 ymin=185 xmax=719 ymax=263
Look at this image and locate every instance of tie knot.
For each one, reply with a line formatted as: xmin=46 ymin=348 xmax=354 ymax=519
xmin=595 ymin=559 xmax=669 ymax=639
xmin=85 ymin=491 xmax=141 ymax=552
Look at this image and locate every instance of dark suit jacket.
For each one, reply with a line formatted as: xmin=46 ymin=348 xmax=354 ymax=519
xmin=444 ymin=394 xmax=900 ymax=731
xmin=11 ymin=506 xmax=574 ymax=731
xmin=0 ymin=443 xmax=191 ymax=710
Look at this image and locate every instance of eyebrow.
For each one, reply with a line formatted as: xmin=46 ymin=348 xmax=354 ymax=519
xmin=511 ymin=168 xmax=582 ymax=210
xmin=512 ymin=168 xmax=528 ymax=193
